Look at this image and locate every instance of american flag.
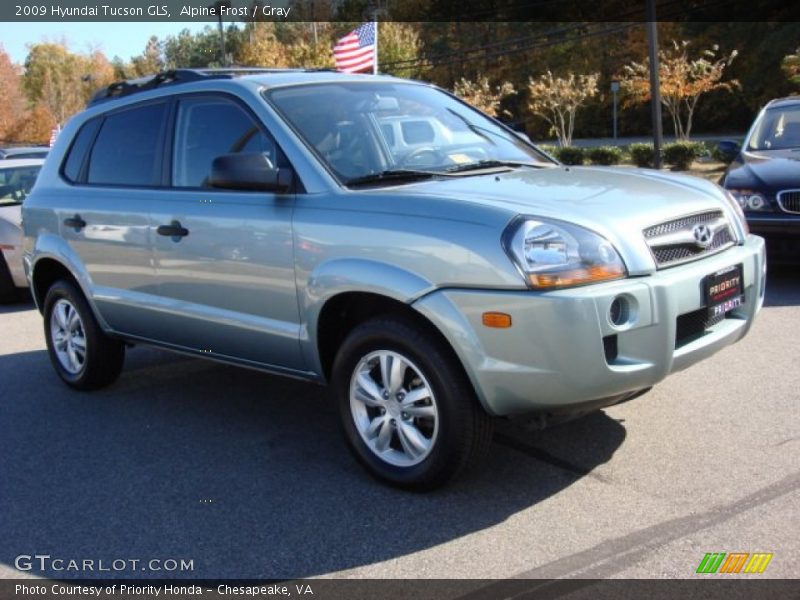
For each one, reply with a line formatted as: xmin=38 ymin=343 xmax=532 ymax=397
xmin=49 ymin=124 xmax=61 ymax=147
xmin=333 ymin=23 xmax=376 ymax=74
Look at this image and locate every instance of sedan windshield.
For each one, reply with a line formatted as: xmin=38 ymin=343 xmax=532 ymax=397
xmin=0 ymin=165 xmax=42 ymax=206
xmin=266 ymin=81 xmax=551 ymax=185
xmin=747 ymin=105 xmax=800 ymax=151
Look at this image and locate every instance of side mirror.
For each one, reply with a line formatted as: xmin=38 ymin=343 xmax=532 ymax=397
xmin=209 ymin=153 xmax=292 ymax=192
xmin=717 ymin=140 xmax=741 ymax=161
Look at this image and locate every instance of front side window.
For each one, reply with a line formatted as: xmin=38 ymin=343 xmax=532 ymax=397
xmin=172 ymin=96 xmax=277 ymax=188
xmin=747 ymin=105 xmax=800 ymax=151
xmin=266 ymin=82 xmax=551 ymax=184
xmin=87 ymin=102 xmax=168 ymax=186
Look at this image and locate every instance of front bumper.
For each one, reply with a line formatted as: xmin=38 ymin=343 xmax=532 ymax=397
xmin=413 ymin=235 xmax=766 ymax=416
xmin=746 ymin=214 xmax=800 ymax=262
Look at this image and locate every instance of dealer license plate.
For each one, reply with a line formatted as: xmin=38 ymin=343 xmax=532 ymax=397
xmin=704 ymin=264 xmax=745 ymax=319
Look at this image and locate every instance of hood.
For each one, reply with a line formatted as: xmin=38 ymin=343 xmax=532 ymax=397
xmin=0 ymin=204 xmax=22 ymax=228
xmin=386 ymin=165 xmax=736 ymax=274
xmin=723 ymin=150 xmax=800 ymax=192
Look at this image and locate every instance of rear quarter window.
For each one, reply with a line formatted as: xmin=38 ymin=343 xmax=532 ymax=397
xmin=61 ymin=118 xmax=102 ymax=183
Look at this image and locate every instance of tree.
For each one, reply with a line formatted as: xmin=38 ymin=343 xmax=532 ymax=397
xmin=131 ymin=36 xmax=164 ymax=77
xmin=527 ymin=71 xmax=599 ymax=146
xmin=621 ymin=40 xmax=738 ymax=140
xmin=0 ymin=47 xmax=26 ymax=140
xmin=23 ymin=43 xmax=85 ymax=125
xmin=453 ymin=75 xmax=516 ymax=118
xmin=235 ymin=22 xmax=288 ymax=67
xmin=7 ymin=103 xmax=55 ymax=144
xmin=782 ymin=46 xmax=800 ymax=87
xmin=377 ymin=22 xmax=424 ymax=78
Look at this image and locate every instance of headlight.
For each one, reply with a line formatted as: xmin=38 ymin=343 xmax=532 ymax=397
xmin=504 ymin=218 xmax=627 ymax=289
xmin=728 ymin=189 xmax=770 ymax=212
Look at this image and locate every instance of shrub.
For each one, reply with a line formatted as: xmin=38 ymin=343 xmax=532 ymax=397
xmin=537 ymin=144 xmax=558 ymax=159
xmin=552 ymin=146 xmax=585 ymax=165
xmin=628 ymin=143 xmax=655 ymax=168
xmin=663 ymin=141 xmax=703 ymax=170
xmin=586 ymin=145 xmax=624 ymax=166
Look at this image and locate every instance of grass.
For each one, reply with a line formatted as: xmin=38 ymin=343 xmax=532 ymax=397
xmin=685 ymin=160 xmax=728 ymax=183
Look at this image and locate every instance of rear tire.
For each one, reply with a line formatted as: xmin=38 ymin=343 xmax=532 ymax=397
xmin=332 ymin=315 xmax=493 ymax=491
xmin=43 ymin=280 xmax=125 ymax=390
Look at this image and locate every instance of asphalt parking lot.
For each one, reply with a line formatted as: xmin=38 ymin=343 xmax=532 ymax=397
xmin=0 ymin=268 xmax=798 ymax=581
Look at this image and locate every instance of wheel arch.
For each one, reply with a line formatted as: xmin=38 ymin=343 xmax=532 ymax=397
xmin=29 ymin=256 xmax=109 ymax=334
xmin=315 ymin=291 xmax=467 ymax=388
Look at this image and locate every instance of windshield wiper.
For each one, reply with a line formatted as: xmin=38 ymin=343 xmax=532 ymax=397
xmin=345 ymin=169 xmax=440 ymax=187
xmin=443 ymin=159 xmax=542 ymax=174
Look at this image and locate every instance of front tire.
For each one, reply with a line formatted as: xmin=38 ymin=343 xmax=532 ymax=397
xmin=43 ymin=280 xmax=125 ymax=390
xmin=332 ymin=316 xmax=493 ymax=491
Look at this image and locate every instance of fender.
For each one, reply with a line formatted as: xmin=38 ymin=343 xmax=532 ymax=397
xmin=299 ymin=258 xmax=437 ymax=375
xmin=29 ymin=233 xmax=112 ymax=331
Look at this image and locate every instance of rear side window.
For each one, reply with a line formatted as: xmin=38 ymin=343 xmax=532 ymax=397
xmin=401 ymin=121 xmax=435 ymax=144
xmin=172 ymin=96 xmax=277 ymax=188
xmin=87 ymin=102 xmax=168 ymax=186
xmin=62 ymin=118 xmax=101 ymax=183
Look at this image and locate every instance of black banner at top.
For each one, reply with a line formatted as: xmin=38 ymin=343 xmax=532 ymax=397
xmin=1 ymin=0 xmax=799 ymax=22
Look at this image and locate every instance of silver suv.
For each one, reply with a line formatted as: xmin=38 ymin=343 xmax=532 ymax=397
xmin=23 ymin=69 xmax=766 ymax=489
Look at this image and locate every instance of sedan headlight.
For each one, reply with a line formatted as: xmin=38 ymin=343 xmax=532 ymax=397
xmin=722 ymin=189 xmax=749 ymax=236
xmin=728 ymin=189 xmax=770 ymax=212
xmin=504 ymin=218 xmax=627 ymax=289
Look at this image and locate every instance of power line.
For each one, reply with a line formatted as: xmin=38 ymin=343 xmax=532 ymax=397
xmin=380 ymin=0 xmax=706 ymax=73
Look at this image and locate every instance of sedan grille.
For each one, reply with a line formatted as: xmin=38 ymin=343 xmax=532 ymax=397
xmin=643 ymin=210 xmax=735 ymax=268
xmin=777 ymin=190 xmax=800 ymax=214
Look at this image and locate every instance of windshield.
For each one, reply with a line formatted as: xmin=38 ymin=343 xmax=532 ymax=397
xmin=747 ymin=105 xmax=800 ymax=151
xmin=266 ymin=82 xmax=551 ymax=184
xmin=0 ymin=164 xmax=42 ymax=206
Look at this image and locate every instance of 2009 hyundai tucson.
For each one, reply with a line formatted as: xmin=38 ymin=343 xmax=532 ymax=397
xmin=23 ymin=69 xmax=766 ymax=489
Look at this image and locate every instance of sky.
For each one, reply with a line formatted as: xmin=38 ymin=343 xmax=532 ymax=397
xmin=2 ymin=22 xmax=211 ymax=64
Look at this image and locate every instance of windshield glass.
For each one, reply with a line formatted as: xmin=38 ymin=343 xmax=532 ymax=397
xmin=266 ymin=82 xmax=551 ymax=184
xmin=0 ymin=165 xmax=42 ymax=206
xmin=747 ymin=104 xmax=800 ymax=151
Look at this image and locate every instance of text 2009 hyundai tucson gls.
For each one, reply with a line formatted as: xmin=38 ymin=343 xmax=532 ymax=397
xmin=23 ymin=69 xmax=765 ymax=489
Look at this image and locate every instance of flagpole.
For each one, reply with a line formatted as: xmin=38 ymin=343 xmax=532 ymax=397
xmin=373 ymin=21 xmax=378 ymax=75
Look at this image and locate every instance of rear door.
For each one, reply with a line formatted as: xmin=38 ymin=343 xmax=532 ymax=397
xmin=57 ymin=101 xmax=166 ymax=338
xmin=149 ymin=93 xmax=304 ymax=371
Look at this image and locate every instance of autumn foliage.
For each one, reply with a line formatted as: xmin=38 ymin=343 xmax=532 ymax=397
xmin=621 ymin=41 xmax=739 ymax=140
xmin=453 ymin=76 xmax=516 ymax=118
xmin=527 ymin=71 xmax=599 ymax=147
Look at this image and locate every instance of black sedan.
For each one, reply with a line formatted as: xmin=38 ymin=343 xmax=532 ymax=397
xmin=719 ymin=96 xmax=800 ymax=263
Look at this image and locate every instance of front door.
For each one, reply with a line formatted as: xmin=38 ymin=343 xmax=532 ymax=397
xmin=149 ymin=94 xmax=304 ymax=371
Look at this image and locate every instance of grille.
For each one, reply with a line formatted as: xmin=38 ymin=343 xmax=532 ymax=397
xmin=675 ymin=308 xmax=725 ymax=348
xmin=651 ymin=228 xmax=733 ymax=265
xmin=643 ymin=210 xmax=735 ymax=268
xmin=777 ymin=190 xmax=800 ymax=214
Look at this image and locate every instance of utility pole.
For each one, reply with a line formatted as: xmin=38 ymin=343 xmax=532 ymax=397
xmin=646 ymin=0 xmax=663 ymax=169
xmin=611 ymin=80 xmax=620 ymax=140
xmin=209 ymin=0 xmax=232 ymax=67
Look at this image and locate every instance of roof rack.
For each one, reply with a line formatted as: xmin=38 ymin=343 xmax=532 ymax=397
xmin=87 ymin=67 xmax=340 ymax=107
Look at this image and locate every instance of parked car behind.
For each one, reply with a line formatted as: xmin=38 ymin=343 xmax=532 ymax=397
xmin=0 ymin=146 xmax=49 ymax=160
xmin=719 ymin=96 xmax=800 ymax=262
xmin=0 ymin=158 xmax=44 ymax=302
xmin=23 ymin=69 xmax=765 ymax=489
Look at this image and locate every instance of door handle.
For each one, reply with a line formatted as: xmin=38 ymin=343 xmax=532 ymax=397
xmin=157 ymin=220 xmax=189 ymax=240
xmin=63 ymin=215 xmax=86 ymax=231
